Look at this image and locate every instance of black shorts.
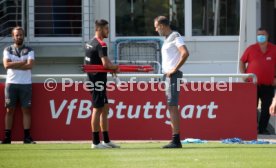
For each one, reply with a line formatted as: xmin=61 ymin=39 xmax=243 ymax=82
xmin=89 ymin=81 xmax=108 ymax=108
xmin=5 ymin=83 xmax=32 ymax=108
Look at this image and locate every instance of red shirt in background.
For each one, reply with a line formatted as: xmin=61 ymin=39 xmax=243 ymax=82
xmin=241 ymin=43 xmax=276 ymax=85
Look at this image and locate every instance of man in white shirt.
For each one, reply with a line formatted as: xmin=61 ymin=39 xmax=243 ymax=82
xmin=154 ymin=16 xmax=189 ymax=148
xmin=1 ymin=27 xmax=35 ymax=144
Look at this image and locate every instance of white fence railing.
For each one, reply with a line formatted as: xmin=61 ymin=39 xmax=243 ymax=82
xmin=0 ymin=73 xmax=257 ymax=83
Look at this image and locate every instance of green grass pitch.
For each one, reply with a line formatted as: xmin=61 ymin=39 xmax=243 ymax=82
xmin=1 ymin=142 xmax=276 ymax=168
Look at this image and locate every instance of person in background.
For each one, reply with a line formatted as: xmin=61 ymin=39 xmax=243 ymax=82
xmin=1 ymin=26 xmax=35 ymax=144
xmin=240 ymin=28 xmax=276 ymax=135
xmin=154 ymin=16 xmax=189 ymax=148
xmin=85 ymin=19 xmax=120 ymax=149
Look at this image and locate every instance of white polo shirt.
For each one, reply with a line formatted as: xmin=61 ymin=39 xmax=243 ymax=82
xmin=3 ymin=45 xmax=35 ymax=84
xmin=161 ymin=31 xmax=185 ymax=73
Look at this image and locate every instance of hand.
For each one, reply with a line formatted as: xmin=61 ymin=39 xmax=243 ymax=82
xmin=166 ymin=69 xmax=177 ymax=78
xmin=272 ymin=78 xmax=276 ymax=86
xmin=269 ymin=98 xmax=276 ymax=116
xmin=242 ymin=76 xmax=249 ymax=82
xmin=114 ymin=66 xmax=120 ymax=73
xmin=111 ymin=72 xmax=117 ymax=77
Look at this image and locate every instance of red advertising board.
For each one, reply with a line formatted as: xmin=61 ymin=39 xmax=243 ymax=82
xmin=0 ymin=82 xmax=257 ymax=141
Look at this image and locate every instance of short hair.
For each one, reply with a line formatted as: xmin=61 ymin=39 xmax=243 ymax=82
xmin=258 ymin=27 xmax=267 ymax=32
xmin=11 ymin=26 xmax=25 ymax=36
xmin=95 ymin=19 xmax=109 ymax=30
xmin=257 ymin=27 xmax=269 ymax=35
xmin=154 ymin=16 xmax=170 ymax=26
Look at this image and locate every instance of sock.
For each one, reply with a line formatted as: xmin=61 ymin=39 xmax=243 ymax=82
xmin=92 ymin=132 xmax=100 ymax=145
xmin=172 ymin=134 xmax=180 ymax=144
xmin=103 ymin=131 xmax=110 ymax=143
xmin=5 ymin=129 xmax=11 ymax=139
xmin=24 ymin=129 xmax=31 ymax=139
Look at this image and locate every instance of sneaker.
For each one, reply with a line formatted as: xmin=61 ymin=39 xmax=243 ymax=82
xmin=23 ymin=137 xmax=36 ymax=144
xmin=162 ymin=142 xmax=182 ymax=148
xmin=102 ymin=141 xmax=120 ymax=148
xmin=1 ymin=138 xmax=11 ymax=144
xmin=91 ymin=143 xmax=111 ymax=149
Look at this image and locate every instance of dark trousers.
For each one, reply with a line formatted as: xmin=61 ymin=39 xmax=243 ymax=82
xmin=257 ymin=85 xmax=274 ymax=132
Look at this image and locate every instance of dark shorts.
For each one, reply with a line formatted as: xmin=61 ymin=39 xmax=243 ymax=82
xmin=5 ymin=84 xmax=32 ymax=108
xmin=163 ymin=71 xmax=183 ymax=106
xmin=89 ymin=81 xmax=108 ymax=108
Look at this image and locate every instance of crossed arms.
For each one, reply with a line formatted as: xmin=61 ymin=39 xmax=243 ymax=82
xmin=3 ymin=59 xmax=34 ymax=70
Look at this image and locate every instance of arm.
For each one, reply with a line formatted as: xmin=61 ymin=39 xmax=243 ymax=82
xmin=240 ymin=46 xmax=250 ymax=74
xmin=97 ymin=44 xmax=118 ymax=71
xmin=3 ymin=58 xmax=26 ymax=70
xmin=240 ymin=47 xmax=250 ymax=81
xmin=19 ymin=50 xmax=35 ymax=70
xmin=239 ymin=61 xmax=247 ymax=74
xmin=97 ymin=43 xmax=119 ymax=70
xmin=3 ymin=48 xmax=34 ymax=70
xmin=270 ymin=93 xmax=276 ymax=115
xmin=273 ymin=67 xmax=276 ymax=86
xmin=101 ymin=56 xmax=118 ymax=70
xmin=167 ymin=45 xmax=189 ymax=77
xmin=18 ymin=59 xmax=34 ymax=70
xmin=3 ymin=58 xmax=34 ymax=70
xmin=239 ymin=61 xmax=249 ymax=82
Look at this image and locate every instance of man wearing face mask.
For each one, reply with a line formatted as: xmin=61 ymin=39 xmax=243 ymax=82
xmin=240 ymin=28 xmax=276 ymax=135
